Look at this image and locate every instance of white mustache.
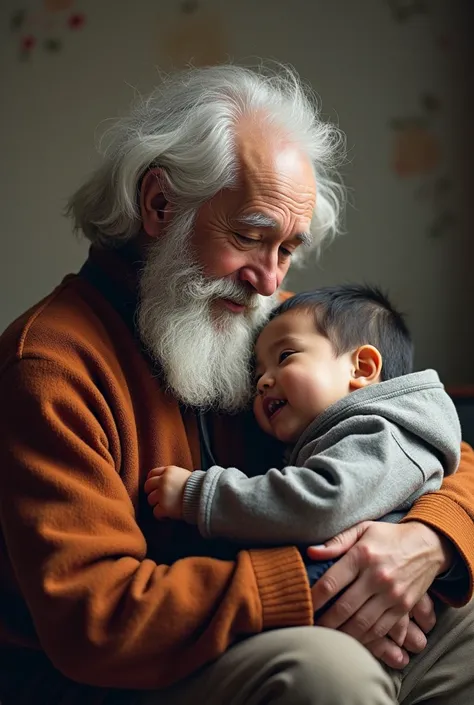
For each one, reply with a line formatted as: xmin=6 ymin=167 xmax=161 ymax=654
xmin=184 ymin=275 xmax=262 ymax=310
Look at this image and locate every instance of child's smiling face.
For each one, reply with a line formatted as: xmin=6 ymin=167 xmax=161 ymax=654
xmin=253 ymin=309 xmax=355 ymax=443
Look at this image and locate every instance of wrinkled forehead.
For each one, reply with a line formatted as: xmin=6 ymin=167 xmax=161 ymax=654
xmin=236 ymin=121 xmax=317 ymax=224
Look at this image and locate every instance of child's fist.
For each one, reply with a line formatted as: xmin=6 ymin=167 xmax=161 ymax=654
xmin=144 ymin=465 xmax=192 ymax=520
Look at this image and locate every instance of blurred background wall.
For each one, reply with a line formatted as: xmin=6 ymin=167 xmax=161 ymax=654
xmin=1 ymin=0 xmax=472 ymax=382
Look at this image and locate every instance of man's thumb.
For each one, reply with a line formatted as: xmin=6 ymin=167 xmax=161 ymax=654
xmin=307 ymin=522 xmax=370 ymax=560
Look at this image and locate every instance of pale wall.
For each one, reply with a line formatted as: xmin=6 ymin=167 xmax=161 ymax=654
xmin=1 ymin=0 xmax=472 ymax=382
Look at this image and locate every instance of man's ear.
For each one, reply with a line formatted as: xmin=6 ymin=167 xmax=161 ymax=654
xmin=139 ymin=168 xmax=173 ymax=237
xmin=349 ymin=345 xmax=383 ymax=390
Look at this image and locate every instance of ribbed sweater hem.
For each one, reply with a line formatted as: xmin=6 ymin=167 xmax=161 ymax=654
xmin=249 ymin=547 xmax=314 ymax=629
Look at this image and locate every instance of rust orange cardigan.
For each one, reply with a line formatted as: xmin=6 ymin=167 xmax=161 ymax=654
xmin=0 ymin=249 xmax=473 ymax=704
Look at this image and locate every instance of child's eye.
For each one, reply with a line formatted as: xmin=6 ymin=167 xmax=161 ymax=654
xmin=279 ymin=350 xmax=295 ymax=363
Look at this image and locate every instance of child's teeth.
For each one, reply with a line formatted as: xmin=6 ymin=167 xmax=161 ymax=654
xmin=269 ymin=399 xmax=285 ymax=416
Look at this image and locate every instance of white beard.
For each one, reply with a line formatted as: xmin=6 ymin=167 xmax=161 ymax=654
xmin=137 ymin=208 xmax=277 ymax=412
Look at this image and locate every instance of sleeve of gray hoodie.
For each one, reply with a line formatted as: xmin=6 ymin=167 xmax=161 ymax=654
xmin=182 ymin=385 xmax=461 ymax=545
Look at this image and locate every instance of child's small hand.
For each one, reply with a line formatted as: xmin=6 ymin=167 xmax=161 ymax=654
xmin=144 ymin=465 xmax=192 ymax=520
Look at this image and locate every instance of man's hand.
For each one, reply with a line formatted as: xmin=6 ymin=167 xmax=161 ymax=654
xmin=308 ymin=521 xmax=449 ymax=666
xmin=144 ymin=465 xmax=192 ymax=520
xmin=356 ymin=596 xmax=434 ymax=669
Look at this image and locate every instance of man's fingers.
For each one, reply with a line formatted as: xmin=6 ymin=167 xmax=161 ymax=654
xmin=411 ymin=594 xmax=436 ymax=634
xmin=388 ymin=614 xmax=409 ymax=647
xmin=308 ymin=521 xmax=371 ymax=561
xmin=339 ymin=595 xmax=406 ymax=645
xmin=366 ymin=637 xmax=410 ymax=670
xmin=402 ymin=620 xmax=427 ymax=654
xmin=311 ymin=553 xmax=366 ymax=629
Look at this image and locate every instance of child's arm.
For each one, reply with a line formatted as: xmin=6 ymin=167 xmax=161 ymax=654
xmin=179 ymin=413 xmax=461 ymax=545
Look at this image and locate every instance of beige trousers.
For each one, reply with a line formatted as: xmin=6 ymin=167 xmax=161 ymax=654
xmin=140 ymin=599 xmax=474 ymax=705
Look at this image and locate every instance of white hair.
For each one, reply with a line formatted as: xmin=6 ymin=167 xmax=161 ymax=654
xmin=66 ymin=63 xmax=345 ymax=255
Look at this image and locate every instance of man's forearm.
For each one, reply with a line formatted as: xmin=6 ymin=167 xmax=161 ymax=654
xmin=401 ymin=443 xmax=474 ymax=605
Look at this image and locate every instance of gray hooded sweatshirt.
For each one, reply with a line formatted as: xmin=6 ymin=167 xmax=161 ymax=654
xmin=182 ymin=370 xmax=461 ymax=545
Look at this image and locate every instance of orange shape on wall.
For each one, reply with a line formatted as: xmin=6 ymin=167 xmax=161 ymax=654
xmin=161 ymin=5 xmax=229 ymax=68
xmin=392 ymin=122 xmax=441 ymax=177
xmin=44 ymin=0 xmax=74 ymax=12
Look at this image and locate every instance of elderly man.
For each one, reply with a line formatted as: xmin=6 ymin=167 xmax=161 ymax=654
xmin=0 ymin=65 xmax=473 ymax=705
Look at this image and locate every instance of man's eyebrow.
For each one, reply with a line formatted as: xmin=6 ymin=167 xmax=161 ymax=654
xmin=236 ymin=212 xmax=279 ymax=229
xmin=295 ymin=231 xmax=313 ymax=247
xmin=236 ymin=212 xmax=313 ymax=246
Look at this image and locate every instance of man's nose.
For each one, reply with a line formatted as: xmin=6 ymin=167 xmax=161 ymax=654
xmin=238 ymin=256 xmax=280 ymax=296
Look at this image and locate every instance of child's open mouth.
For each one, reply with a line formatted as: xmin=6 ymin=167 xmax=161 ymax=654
xmin=263 ymin=398 xmax=287 ymax=420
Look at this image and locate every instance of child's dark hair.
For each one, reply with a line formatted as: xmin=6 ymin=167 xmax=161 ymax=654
xmin=269 ymin=284 xmax=413 ymax=381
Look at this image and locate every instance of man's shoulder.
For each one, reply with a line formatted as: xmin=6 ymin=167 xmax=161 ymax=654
xmin=0 ymin=274 xmax=131 ymax=378
xmin=278 ymin=289 xmax=294 ymax=303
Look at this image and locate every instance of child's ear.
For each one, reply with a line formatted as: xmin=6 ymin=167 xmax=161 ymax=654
xmin=350 ymin=345 xmax=382 ymax=390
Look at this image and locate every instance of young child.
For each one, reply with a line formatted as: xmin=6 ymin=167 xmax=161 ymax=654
xmin=144 ymin=285 xmax=461 ymax=578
